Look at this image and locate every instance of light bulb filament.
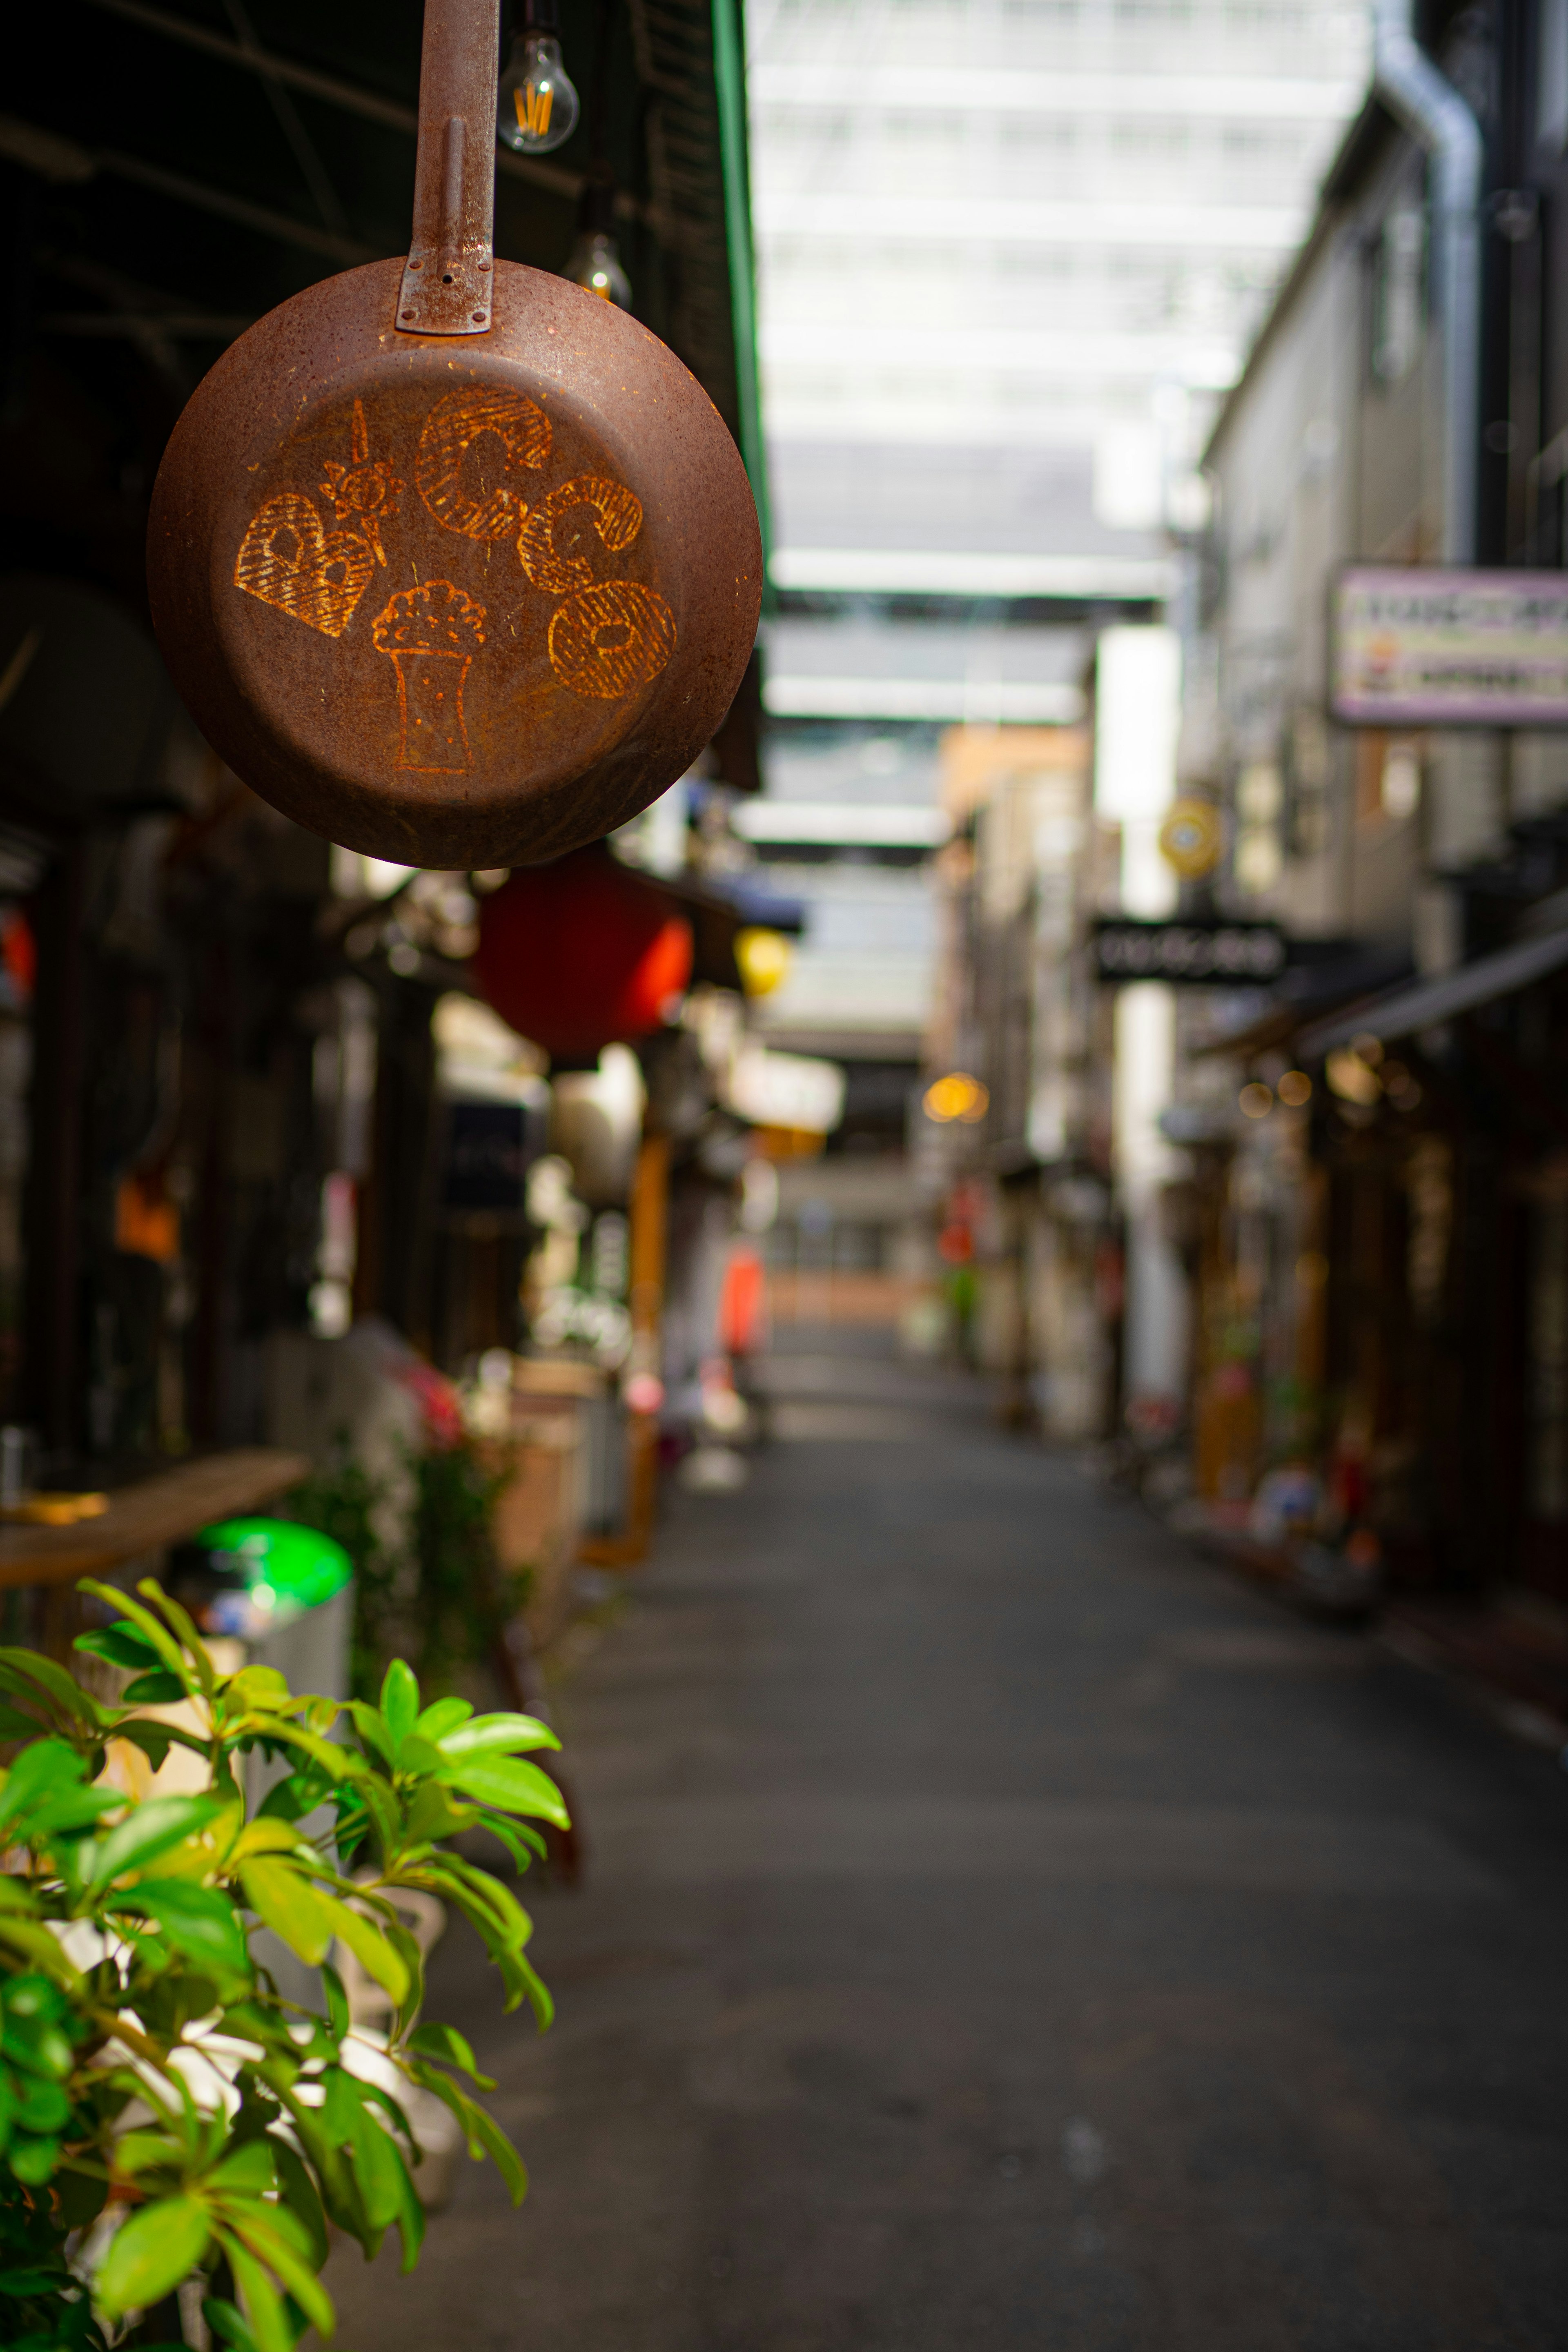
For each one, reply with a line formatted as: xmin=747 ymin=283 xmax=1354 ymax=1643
xmin=514 ymin=79 xmax=553 ymax=138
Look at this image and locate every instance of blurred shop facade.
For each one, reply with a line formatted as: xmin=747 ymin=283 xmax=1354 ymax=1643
xmin=938 ymin=0 xmax=1568 ymax=1632
xmin=0 ymin=1 xmax=816 ymax=1665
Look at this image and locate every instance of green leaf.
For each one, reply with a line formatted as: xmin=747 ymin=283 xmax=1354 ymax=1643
xmin=471 ymin=1812 xmax=548 ymax=1874
xmin=0 ymin=1913 xmax=83 ymax=1986
xmin=0 ymin=1647 xmax=103 ymax=1727
xmin=392 ymin=1734 xmax=445 ymax=1775
xmin=77 ymin=1581 xmax=201 ymax=1697
xmin=0 ymin=1704 xmax=43 ymax=1740
xmin=435 ymin=1711 xmax=560 ymax=1758
xmin=515 ymin=1948 xmax=555 ymax=2032
xmin=412 ymin=2066 xmax=528 ymax=2204
xmin=111 ymin=2129 xmax=184 ymax=2176
xmin=414 ymin=1696 xmax=472 ymax=1741
xmin=221 ymin=2239 xmax=294 ymax=2352
xmin=249 ymin=1721 xmax=353 ymax=1781
xmin=114 ymin=1879 xmax=250 ymax=1973
xmin=96 ymin=2194 xmax=213 ymax=2318
xmin=407 ymin=2021 xmax=494 ymax=2089
xmin=204 ymin=2297 xmax=261 ymax=2352
xmin=115 ymin=1720 xmax=178 ymax=1770
xmin=437 ymin=1752 xmax=569 ymax=1825
xmin=271 ymin=2137 xmax=329 ymax=2270
xmin=134 ymin=1578 xmax=218 ymax=1698
xmin=0 ymin=2264 xmax=74 ymax=2294
xmin=322 ymin=1896 xmax=409 ymax=2005
xmin=73 ymin=1625 xmax=160 ymax=1671
xmin=403 ymin=1777 xmax=470 ymax=1849
xmin=207 ymin=2138 xmax=277 ymax=2197
xmin=268 ymin=2087 xmax=366 ymax=2247
xmin=221 ymin=2205 xmax=334 ymax=2336
xmin=0 ymin=1739 xmax=88 ymax=1839
xmin=90 ymin=1794 xmax=224 ymax=1889
xmin=335 ymin=1768 xmax=399 ymax=1860
xmin=10 ymin=2078 xmax=69 ymax=2133
xmin=319 ymin=1962 xmax=350 ymax=2041
xmin=256 ymin=1764 xmax=333 ymax=1825
xmin=30 ymin=1784 xmax=122 ymax=1839
xmin=380 ymin=1660 xmax=419 ymax=1751
xmin=240 ymin=1858 xmax=338 ymax=1967
xmin=120 ymin=1671 xmax=189 ymax=1706
xmin=346 ymin=2104 xmax=409 ymax=2235
xmin=8 ymin=2131 xmax=60 ymax=2183
xmin=345 ymin=1702 xmax=393 ymax=1769
xmin=225 ymin=1664 xmax=291 ymax=1710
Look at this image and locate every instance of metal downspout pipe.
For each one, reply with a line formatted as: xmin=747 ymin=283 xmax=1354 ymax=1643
xmin=1372 ymin=0 xmax=1483 ymax=564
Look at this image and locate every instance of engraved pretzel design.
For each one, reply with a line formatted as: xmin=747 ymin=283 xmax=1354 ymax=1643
xmin=233 ymin=492 xmax=377 ymax=638
xmin=232 ymin=390 xmax=678 ymax=753
xmin=234 ymin=404 xmax=396 ymax=634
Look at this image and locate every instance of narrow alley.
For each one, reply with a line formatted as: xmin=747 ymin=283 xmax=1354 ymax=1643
xmin=325 ymin=1331 xmax=1568 ymax=2352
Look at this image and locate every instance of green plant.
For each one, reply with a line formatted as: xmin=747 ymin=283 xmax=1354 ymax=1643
xmin=287 ymin=1431 xmax=532 ymax=1705
xmin=408 ymin=1439 xmax=525 ymax=1695
xmin=284 ymin=1440 xmax=398 ymax=1704
xmin=0 ymin=1577 xmax=568 ymax=2352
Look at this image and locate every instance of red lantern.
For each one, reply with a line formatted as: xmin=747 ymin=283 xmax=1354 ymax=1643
xmin=473 ymin=845 xmax=693 ymax=1060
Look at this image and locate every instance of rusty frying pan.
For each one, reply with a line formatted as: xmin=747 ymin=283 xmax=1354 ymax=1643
xmin=147 ymin=0 xmax=760 ymax=870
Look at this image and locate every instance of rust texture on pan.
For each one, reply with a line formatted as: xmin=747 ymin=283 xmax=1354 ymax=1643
xmin=146 ymin=0 xmax=760 ymax=870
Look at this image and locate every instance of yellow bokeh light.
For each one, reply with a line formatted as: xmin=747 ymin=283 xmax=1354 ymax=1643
xmin=1158 ymin=795 xmax=1224 ymax=880
xmin=1326 ymin=1048 xmax=1381 ymax=1105
xmin=1239 ymin=1082 xmax=1274 ymax=1119
xmin=735 ymin=927 xmax=792 ymax=996
xmin=924 ymin=1071 xmax=989 ymax=1124
xmin=1277 ymin=1069 xmax=1312 ymax=1107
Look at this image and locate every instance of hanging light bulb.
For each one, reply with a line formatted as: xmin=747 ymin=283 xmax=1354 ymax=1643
xmin=497 ymin=0 xmax=580 ymax=156
xmin=563 ymin=170 xmax=632 ymax=308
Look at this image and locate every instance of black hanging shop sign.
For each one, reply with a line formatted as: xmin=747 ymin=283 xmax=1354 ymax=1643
xmin=441 ymin=1099 xmax=546 ymax=1215
xmin=1093 ymin=919 xmax=1287 ymax=985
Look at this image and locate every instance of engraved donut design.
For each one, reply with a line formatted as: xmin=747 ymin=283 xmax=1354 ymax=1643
xmin=232 ymin=396 xmax=677 ymax=750
xmin=233 ymin=492 xmax=378 ymax=639
xmin=416 ymin=387 xmax=552 ymax=542
xmin=519 ymin=475 xmax=643 ymax=593
xmin=548 ymin=580 xmax=677 ymax=700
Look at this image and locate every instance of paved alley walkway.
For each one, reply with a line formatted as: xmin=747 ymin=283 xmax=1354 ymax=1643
xmin=326 ymin=1330 xmax=1568 ymax=2352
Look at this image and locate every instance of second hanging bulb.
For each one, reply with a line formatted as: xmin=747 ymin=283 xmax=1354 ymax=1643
xmin=498 ymin=2 xmax=580 ymax=155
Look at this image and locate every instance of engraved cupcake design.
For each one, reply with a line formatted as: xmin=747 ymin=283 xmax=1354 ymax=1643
xmin=372 ymin=580 xmax=487 ymax=771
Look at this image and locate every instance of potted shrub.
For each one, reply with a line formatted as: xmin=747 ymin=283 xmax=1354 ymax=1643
xmin=0 ymin=1575 xmax=568 ymax=2351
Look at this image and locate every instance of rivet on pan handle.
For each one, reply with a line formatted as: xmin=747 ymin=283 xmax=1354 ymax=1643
xmin=396 ymin=0 xmax=500 ymax=336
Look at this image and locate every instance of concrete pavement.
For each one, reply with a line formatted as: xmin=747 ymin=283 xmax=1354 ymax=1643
xmin=323 ymin=1328 xmax=1568 ymax=2351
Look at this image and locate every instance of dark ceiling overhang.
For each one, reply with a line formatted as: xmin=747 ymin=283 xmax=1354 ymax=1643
xmin=10 ymin=0 xmax=763 ymax=463
xmin=2 ymin=0 xmax=767 ymax=799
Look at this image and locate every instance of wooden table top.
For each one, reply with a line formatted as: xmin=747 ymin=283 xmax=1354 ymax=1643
xmin=0 ymin=1448 xmax=312 ymax=1592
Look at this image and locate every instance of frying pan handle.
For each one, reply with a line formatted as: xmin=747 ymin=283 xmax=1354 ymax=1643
xmin=396 ymin=0 xmax=500 ymax=336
